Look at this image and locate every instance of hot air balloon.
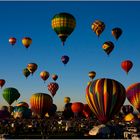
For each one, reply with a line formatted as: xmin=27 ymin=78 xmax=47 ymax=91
xmin=22 ymin=37 xmax=32 ymax=49
xmin=121 ymin=60 xmax=133 ymax=74
xmin=47 ymin=82 xmax=59 ymax=97
xmin=88 ymin=71 xmax=96 ymax=80
xmin=91 ymin=20 xmax=105 ymax=37
xmin=51 ymin=12 xmax=76 ymax=45
xmin=64 ymin=97 xmax=71 ymax=104
xmin=48 ymin=104 xmax=57 ymax=116
xmin=52 ymin=74 xmax=58 ymax=81
xmin=27 ymin=63 xmax=38 ymax=75
xmin=126 ymin=83 xmax=140 ymax=112
xmin=86 ymin=78 xmax=126 ymax=124
xmin=63 ymin=103 xmax=74 ymax=119
xmin=121 ymin=105 xmax=134 ymax=115
xmin=16 ymin=101 xmax=29 ymax=108
xmin=0 ymin=79 xmax=6 ymax=88
xmin=23 ymin=68 xmax=30 ymax=79
xmin=83 ymin=104 xmax=92 ymax=119
xmin=0 ymin=110 xmax=10 ymax=119
xmin=1 ymin=106 xmax=8 ymax=111
xmin=40 ymin=71 xmax=50 ymax=82
xmin=71 ymin=102 xmax=84 ymax=118
xmin=2 ymin=87 xmax=20 ymax=105
xmin=111 ymin=27 xmax=122 ymax=40
xmin=13 ymin=106 xmax=31 ymax=119
xmin=30 ymin=93 xmax=53 ymax=118
xmin=124 ymin=113 xmax=135 ymax=122
xmin=9 ymin=37 xmax=16 ymax=46
xmin=102 ymin=41 xmax=114 ymax=55
xmin=61 ymin=55 xmax=69 ymax=65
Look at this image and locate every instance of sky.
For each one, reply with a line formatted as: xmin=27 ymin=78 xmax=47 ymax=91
xmin=0 ymin=1 xmax=140 ymax=111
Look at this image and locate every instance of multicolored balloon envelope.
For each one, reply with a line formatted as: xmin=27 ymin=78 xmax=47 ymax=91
xmin=91 ymin=20 xmax=105 ymax=37
xmin=86 ymin=78 xmax=126 ymax=124
xmin=27 ymin=63 xmax=38 ymax=75
xmin=47 ymin=82 xmax=59 ymax=97
xmin=52 ymin=12 xmax=76 ymax=45
xmin=16 ymin=101 xmax=29 ymax=108
xmin=88 ymin=71 xmax=96 ymax=80
xmin=126 ymin=83 xmax=140 ymax=112
xmin=30 ymin=93 xmax=53 ymax=117
xmin=102 ymin=41 xmax=114 ymax=55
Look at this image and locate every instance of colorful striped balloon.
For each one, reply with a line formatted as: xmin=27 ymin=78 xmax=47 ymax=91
xmin=86 ymin=78 xmax=126 ymax=124
xmin=126 ymin=83 xmax=140 ymax=112
xmin=30 ymin=93 xmax=53 ymax=117
xmin=91 ymin=20 xmax=105 ymax=37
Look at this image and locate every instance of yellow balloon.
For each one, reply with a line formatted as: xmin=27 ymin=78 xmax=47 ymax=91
xmin=64 ymin=97 xmax=71 ymax=104
xmin=22 ymin=37 xmax=32 ymax=48
xmin=124 ymin=113 xmax=135 ymax=122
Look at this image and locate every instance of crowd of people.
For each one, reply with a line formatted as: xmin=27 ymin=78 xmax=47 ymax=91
xmin=0 ymin=111 xmax=138 ymax=139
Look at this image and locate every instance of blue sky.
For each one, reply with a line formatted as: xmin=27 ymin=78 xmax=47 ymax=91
xmin=0 ymin=1 xmax=140 ymax=111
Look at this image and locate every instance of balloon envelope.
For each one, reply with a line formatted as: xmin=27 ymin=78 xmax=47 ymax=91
xmin=61 ymin=55 xmax=69 ymax=65
xmin=30 ymin=93 xmax=53 ymax=117
xmin=9 ymin=37 xmax=16 ymax=46
xmin=121 ymin=60 xmax=133 ymax=74
xmin=102 ymin=41 xmax=114 ymax=55
xmin=64 ymin=97 xmax=71 ymax=104
xmin=40 ymin=71 xmax=50 ymax=82
xmin=111 ymin=27 xmax=122 ymax=40
xmin=88 ymin=71 xmax=96 ymax=80
xmin=2 ymin=87 xmax=20 ymax=105
xmin=91 ymin=20 xmax=105 ymax=37
xmin=51 ymin=12 xmax=76 ymax=45
xmin=27 ymin=63 xmax=38 ymax=75
xmin=0 ymin=79 xmax=5 ymax=88
xmin=47 ymin=82 xmax=59 ymax=97
xmin=71 ymin=102 xmax=84 ymax=113
xmin=23 ymin=68 xmax=30 ymax=78
xmin=126 ymin=83 xmax=140 ymax=112
xmin=86 ymin=78 xmax=126 ymax=124
xmin=22 ymin=37 xmax=32 ymax=48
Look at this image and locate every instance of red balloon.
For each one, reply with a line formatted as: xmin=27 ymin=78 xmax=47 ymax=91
xmin=9 ymin=37 xmax=16 ymax=46
xmin=71 ymin=102 xmax=84 ymax=113
xmin=47 ymin=82 xmax=59 ymax=97
xmin=0 ymin=79 xmax=5 ymax=88
xmin=121 ymin=60 xmax=133 ymax=74
xmin=83 ymin=104 xmax=92 ymax=118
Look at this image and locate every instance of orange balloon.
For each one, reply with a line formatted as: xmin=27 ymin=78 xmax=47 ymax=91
xmin=52 ymin=74 xmax=58 ymax=81
xmin=30 ymin=93 xmax=53 ymax=117
xmin=40 ymin=71 xmax=50 ymax=82
xmin=22 ymin=37 xmax=32 ymax=49
xmin=27 ymin=63 xmax=38 ymax=75
xmin=9 ymin=37 xmax=16 ymax=46
xmin=71 ymin=102 xmax=84 ymax=113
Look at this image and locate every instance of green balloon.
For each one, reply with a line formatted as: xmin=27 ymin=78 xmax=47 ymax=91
xmin=2 ymin=87 xmax=20 ymax=105
xmin=23 ymin=68 xmax=30 ymax=78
